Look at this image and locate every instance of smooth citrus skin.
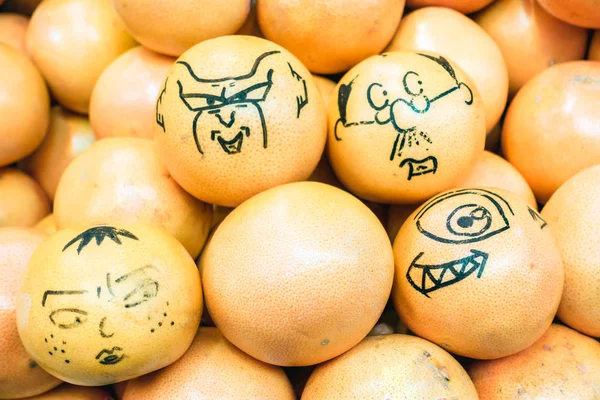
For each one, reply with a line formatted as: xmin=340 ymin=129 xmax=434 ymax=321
xmin=35 ymin=214 xmax=57 ymax=236
xmin=0 ymin=13 xmax=29 ymax=53
xmin=24 ymin=383 xmax=115 ymax=399
xmin=53 ymin=138 xmax=212 ymax=259
xmin=112 ymin=0 xmax=250 ymax=57
xmin=475 ymin=0 xmax=588 ymax=96
xmin=201 ymin=182 xmax=394 ymax=366
xmin=0 ymin=43 xmax=49 ymax=167
xmin=90 ymin=46 xmax=174 ymax=139
xmin=0 ymin=168 xmax=50 ymax=228
xmin=155 ymin=35 xmax=327 ymax=207
xmin=590 ymin=30 xmax=600 ymax=61
xmin=406 ymin=0 xmax=493 ymax=14
xmin=17 ymin=224 xmax=202 ymax=386
xmin=393 ymin=187 xmax=564 ymax=359
xmin=328 ymin=51 xmax=485 ymax=204
xmin=26 ymin=0 xmax=136 ymax=113
xmin=124 ymin=328 xmax=295 ymax=399
xmin=541 ymin=165 xmax=600 ymax=337
xmin=468 ymin=324 xmax=600 ymax=399
xmin=502 ymin=61 xmax=600 ymax=204
xmin=19 ymin=106 xmax=96 ymax=201
xmin=387 ymin=7 xmax=508 ymax=133
xmin=257 ymin=0 xmax=405 ymax=74
xmin=0 ymin=228 xmax=62 ymax=399
xmin=537 ymin=0 xmax=600 ymax=28
xmin=302 ymin=334 xmax=477 ymax=399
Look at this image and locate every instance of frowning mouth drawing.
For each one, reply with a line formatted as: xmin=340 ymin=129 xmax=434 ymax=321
xmin=95 ymin=347 xmax=125 ymax=365
xmin=406 ymin=250 xmax=488 ymax=297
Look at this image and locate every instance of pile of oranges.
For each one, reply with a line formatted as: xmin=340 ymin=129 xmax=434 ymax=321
xmin=1 ymin=0 xmax=599 ymax=398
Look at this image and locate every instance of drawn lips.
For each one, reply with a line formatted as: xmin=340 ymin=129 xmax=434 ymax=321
xmin=95 ymin=347 xmax=125 ymax=365
xmin=406 ymin=250 xmax=488 ymax=297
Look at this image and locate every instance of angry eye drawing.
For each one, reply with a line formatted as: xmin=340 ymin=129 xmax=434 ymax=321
xmin=414 ymin=188 xmax=514 ymax=244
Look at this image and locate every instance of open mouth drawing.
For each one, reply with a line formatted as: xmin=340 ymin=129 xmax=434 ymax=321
xmin=212 ymin=126 xmax=250 ymax=155
xmin=95 ymin=347 xmax=125 ymax=365
xmin=406 ymin=250 xmax=488 ymax=297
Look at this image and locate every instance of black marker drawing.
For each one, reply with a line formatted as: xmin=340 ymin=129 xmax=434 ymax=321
xmin=106 ymin=265 xmax=159 ymax=309
xmin=49 ymin=309 xmax=88 ymax=329
xmin=95 ymin=347 xmax=125 ymax=365
xmin=406 ymin=250 xmax=488 ymax=297
xmin=63 ymin=226 xmax=139 ymax=255
xmin=415 ymin=188 xmax=514 ymax=244
xmin=287 ymin=62 xmax=308 ymax=118
xmin=333 ymin=53 xmax=473 ymax=180
xmin=527 ymin=206 xmax=547 ymax=230
xmin=156 ymin=77 xmax=168 ymax=132
xmin=42 ymin=290 xmax=87 ymax=307
xmin=99 ymin=317 xmax=114 ymax=338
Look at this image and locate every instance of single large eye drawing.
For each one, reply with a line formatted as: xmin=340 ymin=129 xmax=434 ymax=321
xmin=49 ymin=308 xmax=88 ymax=329
xmin=415 ymin=188 xmax=514 ymax=244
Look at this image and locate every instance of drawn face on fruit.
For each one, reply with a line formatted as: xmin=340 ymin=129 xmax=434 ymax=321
xmin=334 ymin=52 xmax=474 ymax=181
xmin=37 ymin=226 xmax=175 ymax=368
xmin=156 ymin=50 xmax=309 ymax=155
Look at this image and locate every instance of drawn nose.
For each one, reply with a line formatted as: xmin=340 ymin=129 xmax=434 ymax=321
xmin=213 ymin=109 xmax=236 ymax=128
xmin=99 ymin=317 xmax=115 ymax=338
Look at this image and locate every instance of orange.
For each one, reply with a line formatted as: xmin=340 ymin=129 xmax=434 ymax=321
xmin=312 ymin=74 xmax=336 ymax=109
xmin=302 ymin=334 xmax=478 ymax=399
xmin=89 ymin=46 xmax=174 ymax=139
xmin=0 ymin=43 xmax=49 ymax=167
xmin=393 ymin=187 xmax=564 ymax=359
xmin=454 ymin=150 xmax=537 ymax=208
xmin=53 ymin=137 xmax=212 ymax=259
xmin=537 ymin=0 xmax=600 ymax=28
xmin=590 ymin=30 xmax=600 ymax=61
xmin=155 ymin=35 xmax=327 ymax=207
xmin=0 ymin=168 xmax=50 ymax=228
xmin=387 ymin=7 xmax=508 ymax=133
xmin=0 ymin=228 xmax=62 ymax=399
xmin=468 ymin=324 xmax=600 ymax=398
xmin=258 ymin=0 xmax=405 ymax=74
xmin=475 ymin=0 xmax=588 ymax=96
xmin=541 ymin=165 xmax=600 ymax=337
xmin=16 ymin=224 xmax=202 ymax=386
xmin=24 ymin=384 xmax=114 ymax=399
xmin=201 ymin=182 xmax=393 ymax=366
xmin=124 ymin=328 xmax=294 ymax=399
xmin=406 ymin=0 xmax=494 ymax=14
xmin=26 ymin=0 xmax=136 ymax=114
xmin=19 ymin=106 xmax=96 ymax=201
xmin=112 ymin=0 xmax=250 ymax=57
xmin=0 ymin=13 xmax=29 ymax=54
xmin=35 ymin=214 xmax=57 ymax=236
xmin=327 ymin=51 xmax=485 ymax=204
xmin=502 ymin=61 xmax=600 ymax=204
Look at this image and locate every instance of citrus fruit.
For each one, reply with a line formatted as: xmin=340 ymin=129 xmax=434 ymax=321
xmin=0 ymin=168 xmax=50 ymax=228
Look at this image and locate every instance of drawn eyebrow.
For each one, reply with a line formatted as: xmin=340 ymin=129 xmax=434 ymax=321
xmin=42 ymin=290 xmax=88 ymax=307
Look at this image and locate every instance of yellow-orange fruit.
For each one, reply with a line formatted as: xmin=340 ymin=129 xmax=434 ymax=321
xmin=541 ymin=165 xmax=600 ymax=337
xmin=0 ymin=228 xmax=62 ymax=399
xmin=454 ymin=151 xmax=537 ymax=208
xmin=53 ymin=138 xmax=212 ymax=259
xmin=537 ymin=0 xmax=600 ymax=28
xmin=258 ymin=0 xmax=405 ymax=74
xmin=312 ymin=75 xmax=336 ymax=110
xmin=302 ymin=334 xmax=478 ymax=399
xmin=124 ymin=328 xmax=294 ymax=399
xmin=17 ymin=224 xmax=202 ymax=386
xmin=26 ymin=0 xmax=136 ymax=114
xmin=387 ymin=7 xmax=508 ymax=133
xmin=406 ymin=0 xmax=493 ymax=14
xmin=475 ymin=0 xmax=588 ymax=96
xmin=89 ymin=46 xmax=174 ymax=139
xmin=1 ymin=0 xmax=43 ymax=15
xmin=201 ymin=182 xmax=394 ymax=366
xmin=468 ymin=324 xmax=600 ymax=398
xmin=0 ymin=13 xmax=29 ymax=53
xmin=590 ymin=30 xmax=600 ymax=61
xmin=24 ymin=383 xmax=114 ymax=399
xmin=502 ymin=61 xmax=600 ymax=204
xmin=328 ymin=51 xmax=485 ymax=204
xmin=35 ymin=214 xmax=57 ymax=237
xmin=112 ymin=0 xmax=250 ymax=57
xmin=0 ymin=168 xmax=50 ymax=228
xmin=19 ymin=106 xmax=96 ymax=201
xmin=155 ymin=35 xmax=327 ymax=207
xmin=393 ymin=187 xmax=564 ymax=359
xmin=0 ymin=43 xmax=49 ymax=167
